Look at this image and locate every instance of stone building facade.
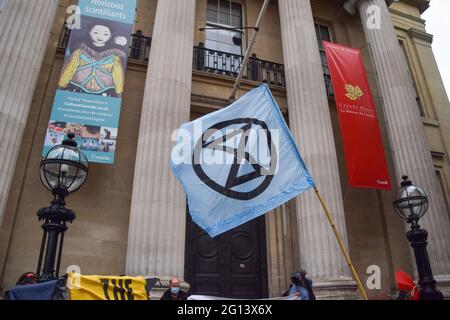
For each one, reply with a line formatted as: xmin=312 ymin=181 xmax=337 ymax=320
xmin=0 ymin=0 xmax=449 ymax=299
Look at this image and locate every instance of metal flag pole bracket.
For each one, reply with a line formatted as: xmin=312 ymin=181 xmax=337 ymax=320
xmin=229 ymin=0 xmax=270 ymax=101
xmin=314 ymin=186 xmax=369 ymax=300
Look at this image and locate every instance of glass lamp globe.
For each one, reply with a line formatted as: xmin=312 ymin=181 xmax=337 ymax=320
xmin=393 ymin=176 xmax=429 ymax=223
xmin=40 ymin=133 xmax=89 ymax=195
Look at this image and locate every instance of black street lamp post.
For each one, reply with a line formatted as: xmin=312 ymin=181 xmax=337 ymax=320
xmin=393 ymin=176 xmax=444 ymax=300
xmin=37 ymin=133 xmax=88 ymax=282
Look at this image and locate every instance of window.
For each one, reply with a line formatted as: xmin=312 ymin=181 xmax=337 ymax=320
xmin=436 ymin=171 xmax=450 ymax=221
xmin=314 ymin=22 xmax=333 ymax=96
xmin=399 ymin=40 xmax=425 ymax=117
xmin=205 ymin=0 xmax=243 ymax=56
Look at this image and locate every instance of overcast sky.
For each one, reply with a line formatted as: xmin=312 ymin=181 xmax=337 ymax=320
xmin=422 ymin=0 xmax=450 ymax=101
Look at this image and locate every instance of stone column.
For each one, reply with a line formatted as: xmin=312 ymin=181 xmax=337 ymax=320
xmin=278 ymin=0 xmax=357 ymax=298
xmin=355 ymin=0 xmax=450 ymax=291
xmin=266 ymin=204 xmax=294 ymax=297
xmin=125 ymin=0 xmax=196 ymax=279
xmin=0 ymin=0 xmax=59 ymax=226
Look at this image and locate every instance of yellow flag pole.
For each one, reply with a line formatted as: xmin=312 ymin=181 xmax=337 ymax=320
xmin=313 ymin=187 xmax=369 ymax=300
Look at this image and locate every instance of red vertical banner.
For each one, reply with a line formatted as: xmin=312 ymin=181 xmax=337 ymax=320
xmin=323 ymin=41 xmax=391 ymax=190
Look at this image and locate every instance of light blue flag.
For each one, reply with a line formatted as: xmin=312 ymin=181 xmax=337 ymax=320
xmin=170 ymin=84 xmax=315 ymax=237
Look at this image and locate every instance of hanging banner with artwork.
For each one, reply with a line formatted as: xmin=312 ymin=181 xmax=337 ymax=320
xmin=323 ymin=41 xmax=391 ymax=190
xmin=43 ymin=0 xmax=137 ymax=164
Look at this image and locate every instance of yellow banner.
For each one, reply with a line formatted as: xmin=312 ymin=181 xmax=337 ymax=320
xmin=67 ymin=274 xmax=148 ymax=300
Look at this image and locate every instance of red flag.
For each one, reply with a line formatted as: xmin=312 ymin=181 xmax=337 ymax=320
xmin=396 ymin=270 xmax=420 ymax=300
xmin=323 ymin=42 xmax=391 ymax=190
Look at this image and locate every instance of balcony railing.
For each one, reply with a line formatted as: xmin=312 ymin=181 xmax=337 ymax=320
xmin=324 ymin=74 xmax=334 ymax=97
xmin=58 ymin=26 xmax=152 ymax=62
xmin=58 ymin=25 xmax=71 ymax=49
xmin=58 ymin=27 xmax=334 ymax=95
xmin=130 ymin=34 xmax=152 ymax=61
xmin=193 ymin=46 xmax=287 ymax=88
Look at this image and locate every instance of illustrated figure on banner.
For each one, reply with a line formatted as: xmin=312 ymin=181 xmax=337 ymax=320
xmin=58 ymin=19 xmax=128 ymax=97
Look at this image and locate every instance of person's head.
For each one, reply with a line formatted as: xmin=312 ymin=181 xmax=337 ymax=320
xmin=299 ymin=269 xmax=307 ymax=279
xmin=169 ymin=277 xmax=181 ymax=295
xmin=89 ymin=25 xmax=112 ymax=47
xmin=16 ymin=272 xmax=37 ymax=285
xmin=398 ymin=290 xmax=412 ymax=300
xmin=291 ymin=272 xmax=301 ymax=286
xmin=291 ymin=269 xmax=307 ymax=286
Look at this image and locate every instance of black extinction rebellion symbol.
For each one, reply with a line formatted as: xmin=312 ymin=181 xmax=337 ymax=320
xmin=193 ymin=118 xmax=278 ymax=201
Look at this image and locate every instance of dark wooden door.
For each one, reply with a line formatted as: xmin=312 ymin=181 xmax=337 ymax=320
xmin=185 ymin=213 xmax=268 ymax=299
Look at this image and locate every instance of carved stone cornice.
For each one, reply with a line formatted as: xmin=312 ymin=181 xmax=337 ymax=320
xmin=408 ymin=28 xmax=434 ymax=43
xmin=399 ymin=0 xmax=430 ymax=13
xmin=344 ymin=0 xmax=430 ymax=14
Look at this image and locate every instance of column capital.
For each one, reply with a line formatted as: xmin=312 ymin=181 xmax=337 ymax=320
xmin=343 ymin=0 xmax=392 ymax=15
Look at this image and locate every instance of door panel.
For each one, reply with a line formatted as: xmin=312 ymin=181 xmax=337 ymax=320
xmin=189 ymin=227 xmax=224 ymax=296
xmin=185 ymin=213 xmax=268 ymax=299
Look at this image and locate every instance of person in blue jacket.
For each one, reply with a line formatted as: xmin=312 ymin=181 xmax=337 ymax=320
xmin=284 ymin=269 xmax=316 ymax=300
